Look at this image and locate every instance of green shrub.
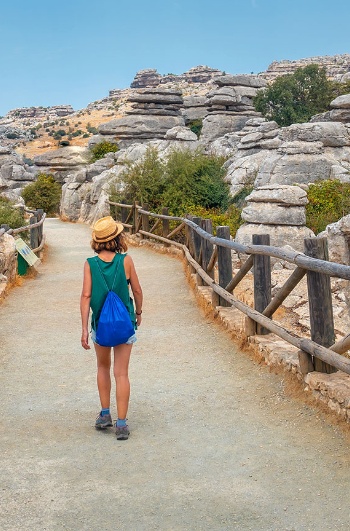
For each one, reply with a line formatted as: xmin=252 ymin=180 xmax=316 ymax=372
xmin=254 ymin=64 xmax=334 ymax=126
xmin=187 ymin=204 xmax=243 ymax=236
xmin=306 ymin=179 xmax=350 ymax=234
xmin=118 ymin=147 xmax=230 ymax=216
xmin=162 ymin=149 xmax=229 ymax=215
xmin=0 ymin=197 xmax=25 ymax=229
xmin=90 ymin=141 xmax=119 ymax=162
xmin=118 ymin=146 xmax=166 ymax=210
xmin=188 ymin=119 xmax=203 ymax=138
xmin=6 ymin=132 xmax=20 ymax=139
xmin=21 ymin=173 xmax=62 ymax=216
xmin=86 ymin=125 xmax=98 ymax=135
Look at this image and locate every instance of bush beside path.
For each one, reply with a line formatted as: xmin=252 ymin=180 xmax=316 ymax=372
xmin=0 ymin=219 xmax=349 ymax=530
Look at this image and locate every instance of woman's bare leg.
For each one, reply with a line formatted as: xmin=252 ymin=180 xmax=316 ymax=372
xmin=113 ymin=343 xmax=132 ymax=420
xmin=94 ymin=343 xmax=112 ymax=409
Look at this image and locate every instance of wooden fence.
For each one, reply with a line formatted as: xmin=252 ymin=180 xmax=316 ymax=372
xmin=0 ymin=208 xmax=46 ymax=253
xmin=109 ymin=200 xmax=350 ymax=376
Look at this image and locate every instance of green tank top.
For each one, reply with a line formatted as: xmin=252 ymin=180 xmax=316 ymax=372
xmin=87 ymin=253 xmax=136 ymax=331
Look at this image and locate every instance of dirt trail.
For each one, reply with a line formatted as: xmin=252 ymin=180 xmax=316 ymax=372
xmin=0 ymin=218 xmax=350 ymax=531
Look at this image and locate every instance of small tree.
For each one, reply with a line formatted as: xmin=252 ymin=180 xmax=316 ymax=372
xmin=306 ymin=179 xmax=350 ymax=234
xmin=254 ymin=64 xmax=334 ymax=126
xmin=162 ymin=149 xmax=229 ymax=215
xmin=0 ymin=197 xmax=25 ymax=228
xmin=21 ymin=174 xmax=62 ymax=216
xmin=119 ymin=146 xmax=166 ymax=210
xmin=90 ymin=141 xmax=119 ymax=162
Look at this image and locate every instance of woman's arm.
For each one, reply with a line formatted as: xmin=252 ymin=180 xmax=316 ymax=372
xmin=124 ymin=254 xmax=143 ymax=327
xmin=80 ymin=260 xmax=92 ymax=350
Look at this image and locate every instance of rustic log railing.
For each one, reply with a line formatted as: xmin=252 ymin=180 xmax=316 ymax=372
xmin=0 ymin=208 xmax=46 ymax=253
xmin=109 ymin=200 xmax=350 ymax=376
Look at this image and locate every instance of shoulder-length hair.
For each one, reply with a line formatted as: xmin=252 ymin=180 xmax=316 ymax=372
xmin=91 ymin=232 xmax=128 ymax=254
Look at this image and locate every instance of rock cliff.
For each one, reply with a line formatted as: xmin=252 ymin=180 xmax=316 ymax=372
xmin=261 ymin=54 xmax=350 ymax=82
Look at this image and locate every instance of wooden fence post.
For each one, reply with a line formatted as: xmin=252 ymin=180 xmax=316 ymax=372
xmin=132 ymin=201 xmax=139 ymax=234
xmin=192 ymin=217 xmax=202 ymax=264
xmin=36 ymin=209 xmax=44 ymax=245
xmin=121 ymin=201 xmax=128 ymax=226
xmin=185 ymin=216 xmax=195 ymax=257
xmin=217 ymin=226 xmax=232 ymax=307
xmin=253 ymin=234 xmax=271 ymax=335
xmin=304 ymin=237 xmax=336 ymax=374
xmin=141 ymin=204 xmax=149 ymax=239
xmin=162 ymin=207 xmax=170 ymax=247
xmin=201 ymin=219 xmax=214 ymax=279
xmin=30 ymin=215 xmax=39 ymax=249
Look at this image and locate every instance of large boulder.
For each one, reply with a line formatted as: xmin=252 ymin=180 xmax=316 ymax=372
xmin=98 ymin=115 xmax=185 ymax=143
xmin=34 ymin=147 xmax=91 ymax=182
xmin=241 ymin=185 xmax=308 ymax=225
xmin=319 ymin=214 xmax=350 ymax=264
xmin=280 ymin=122 xmax=350 ymax=147
xmin=0 ymin=232 xmax=16 ymax=296
xmin=215 ymin=74 xmax=267 ymax=88
xmin=330 ymin=94 xmax=350 ymax=109
xmin=201 ymin=114 xmax=252 ymax=143
xmin=235 ymin=223 xmax=314 ymax=252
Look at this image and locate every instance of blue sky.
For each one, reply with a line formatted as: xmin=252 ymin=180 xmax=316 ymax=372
xmin=0 ymin=0 xmax=349 ymax=116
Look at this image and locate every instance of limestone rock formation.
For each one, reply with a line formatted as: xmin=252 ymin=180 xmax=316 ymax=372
xmin=319 ymin=214 xmax=350 ymax=265
xmin=97 ymin=88 xmax=185 ymax=147
xmin=5 ymin=105 xmax=74 ymax=120
xmin=130 ymin=69 xmax=163 ymax=88
xmin=200 ymin=75 xmax=265 ymax=143
xmin=241 ymin=185 xmax=308 ymax=225
xmin=130 ymin=66 xmax=223 ymax=89
xmin=33 ymin=147 xmax=91 ymax=182
xmin=0 ymin=146 xmax=36 ymax=193
xmin=261 ymin=54 xmax=350 ymax=82
xmin=236 ymin=185 xmax=314 ymax=251
xmin=311 ymin=94 xmax=350 ymax=124
xmin=182 ymin=95 xmax=208 ymax=124
xmin=225 ymin=95 xmax=350 ymax=200
xmin=0 ymin=232 xmax=16 ymax=297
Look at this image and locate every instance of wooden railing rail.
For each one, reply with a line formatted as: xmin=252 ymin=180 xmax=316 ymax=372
xmin=109 ymin=200 xmax=350 ymax=374
xmin=0 ymin=209 xmax=46 ymax=253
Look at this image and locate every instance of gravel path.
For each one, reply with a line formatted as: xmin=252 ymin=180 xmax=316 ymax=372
xmin=1 ymin=218 xmax=350 ymax=531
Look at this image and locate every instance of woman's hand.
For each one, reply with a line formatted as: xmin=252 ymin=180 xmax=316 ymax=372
xmin=81 ymin=329 xmax=91 ymax=350
xmin=136 ymin=314 xmax=142 ymax=327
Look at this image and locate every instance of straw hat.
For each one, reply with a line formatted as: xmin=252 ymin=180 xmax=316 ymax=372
xmin=92 ymin=216 xmax=124 ymax=243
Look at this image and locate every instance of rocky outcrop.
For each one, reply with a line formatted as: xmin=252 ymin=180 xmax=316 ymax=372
xmin=97 ymin=88 xmax=185 ymax=147
xmin=33 ymin=146 xmax=91 ymax=183
xmin=130 ymin=66 xmax=223 ymax=89
xmin=0 ymin=232 xmax=16 ymax=298
xmin=5 ymin=105 xmax=74 ymax=121
xmin=181 ymin=66 xmax=223 ymax=84
xmin=200 ymin=75 xmax=265 ymax=143
xmin=225 ymin=95 xmax=350 ymax=200
xmin=235 ymin=185 xmax=314 ymax=251
xmin=261 ymin=54 xmax=350 ymax=82
xmin=0 ymin=146 xmax=36 ymax=192
xmin=182 ymin=95 xmax=208 ymax=124
xmin=318 ymin=214 xmax=350 ymax=265
xmin=130 ymin=69 xmax=163 ymax=88
xmin=311 ymin=94 xmax=350 ymax=124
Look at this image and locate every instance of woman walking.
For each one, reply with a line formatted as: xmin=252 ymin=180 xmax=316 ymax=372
xmin=80 ymin=216 xmax=143 ymax=440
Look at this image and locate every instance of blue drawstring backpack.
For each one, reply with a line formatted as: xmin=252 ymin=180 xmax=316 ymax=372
xmin=94 ymin=257 xmax=134 ymax=347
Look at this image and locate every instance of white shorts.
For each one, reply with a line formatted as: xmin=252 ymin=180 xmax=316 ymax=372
xmin=91 ymin=329 xmax=137 ymax=346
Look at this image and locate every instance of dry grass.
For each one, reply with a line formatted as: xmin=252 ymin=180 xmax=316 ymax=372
xmin=15 ymin=108 xmax=124 ymax=159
